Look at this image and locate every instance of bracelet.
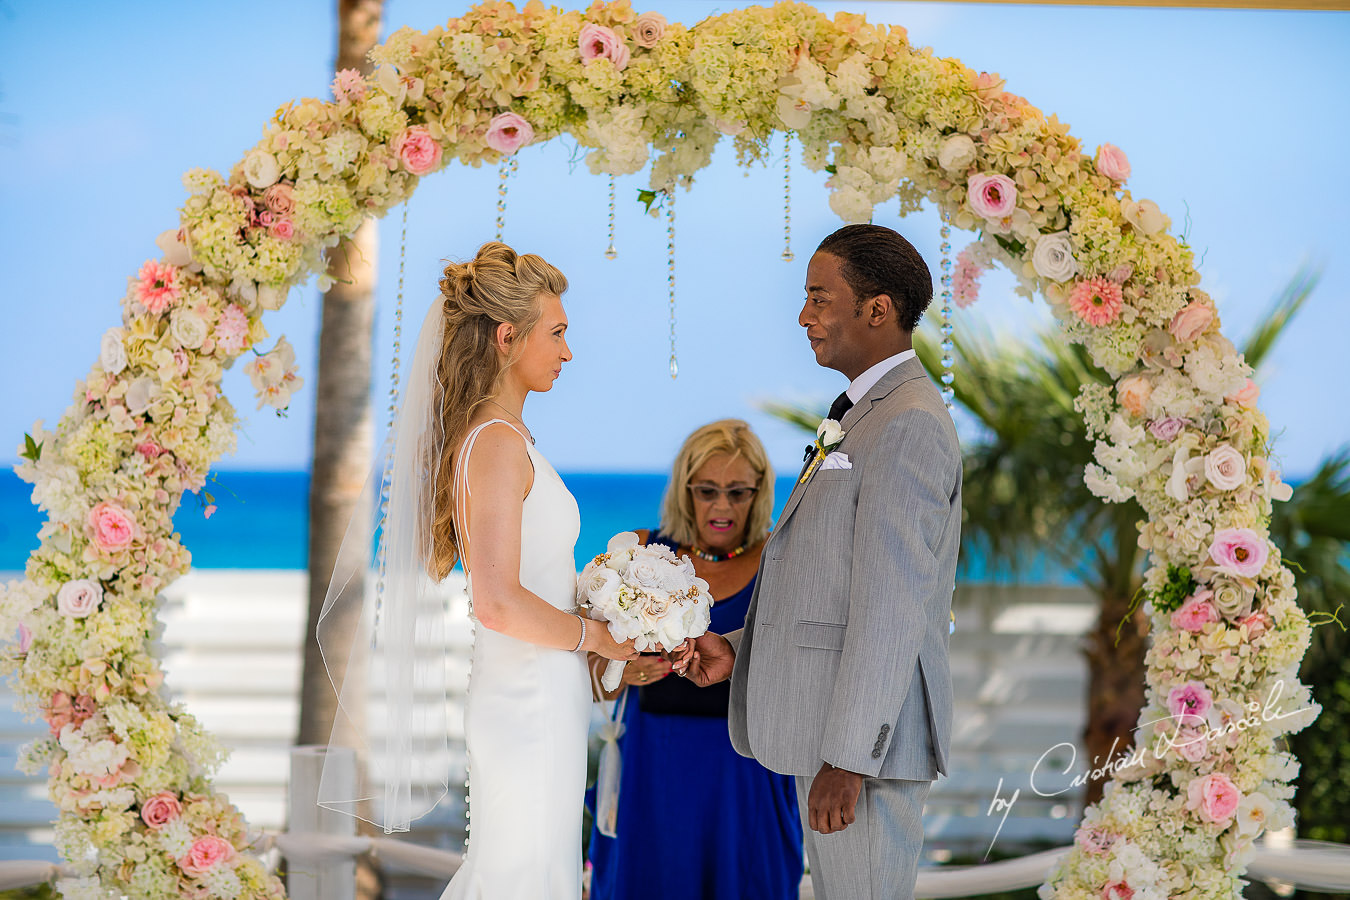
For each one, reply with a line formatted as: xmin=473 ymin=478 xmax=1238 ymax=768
xmin=570 ymin=613 xmax=587 ymax=653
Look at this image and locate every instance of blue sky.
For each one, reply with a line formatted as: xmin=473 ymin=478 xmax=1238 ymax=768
xmin=0 ymin=1 xmax=1346 ymax=479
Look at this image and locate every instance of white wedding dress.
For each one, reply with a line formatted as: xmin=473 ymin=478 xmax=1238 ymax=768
xmin=441 ymin=419 xmax=589 ymax=900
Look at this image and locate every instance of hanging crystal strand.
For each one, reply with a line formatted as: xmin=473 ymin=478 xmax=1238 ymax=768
xmin=938 ymin=209 xmax=955 ymax=410
xmin=605 ymin=174 xmax=618 ymax=260
xmin=782 ymin=131 xmax=794 ymax=262
xmin=666 ymin=189 xmax=678 ymax=379
xmin=495 ymin=155 xmax=514 ymax=241
xmin=372 ymin=202 xmax=410 ymax=647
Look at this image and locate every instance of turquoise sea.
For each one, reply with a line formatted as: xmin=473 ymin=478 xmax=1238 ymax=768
xmin=0 ymin=470 xmax=1074 ymax=584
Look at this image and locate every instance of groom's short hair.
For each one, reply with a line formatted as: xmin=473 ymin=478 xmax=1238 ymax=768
xmin=816 ymin=225 xmax=932 ymax=332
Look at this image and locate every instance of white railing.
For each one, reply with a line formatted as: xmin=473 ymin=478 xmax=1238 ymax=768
xmin=2 ymin=746 xmax=1349 ymax=897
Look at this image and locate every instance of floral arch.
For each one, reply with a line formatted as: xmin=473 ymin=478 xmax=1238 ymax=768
xmin=0 ymin=1 xmax=1317 ymax=897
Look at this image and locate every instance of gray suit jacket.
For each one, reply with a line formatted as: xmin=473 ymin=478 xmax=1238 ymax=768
xmin=728 ymin=356 xmax=961 ymax=780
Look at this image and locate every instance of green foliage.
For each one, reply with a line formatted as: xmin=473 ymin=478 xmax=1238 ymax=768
xmin=1148 ymin=566 xmax=1197 ymax=616
xmin=19 ymin=432 xmax=42 ymax=463
xmin=0 ymin=883 xmax=58 ymax=899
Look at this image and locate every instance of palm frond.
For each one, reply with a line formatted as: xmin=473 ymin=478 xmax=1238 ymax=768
xmin=1241 ymin=264 xmax=1321 ymax=369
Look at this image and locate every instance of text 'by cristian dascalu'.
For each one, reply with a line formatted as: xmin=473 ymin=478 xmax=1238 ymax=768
xmin=980 ymin=676 xmax=1314 ymax=858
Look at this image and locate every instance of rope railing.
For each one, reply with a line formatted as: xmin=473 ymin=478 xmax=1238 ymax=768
xmin=2 ymin=747 xmax=1347 ymax=896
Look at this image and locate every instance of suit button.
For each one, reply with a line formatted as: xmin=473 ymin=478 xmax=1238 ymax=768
xmin=871 ymin=749 xmax=882 ymax=759
xmin=881 ymin=724 xmax=890 ymax=734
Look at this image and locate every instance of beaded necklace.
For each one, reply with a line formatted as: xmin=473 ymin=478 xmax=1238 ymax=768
xmin=690 ymin=542 xmax=751 ymax=563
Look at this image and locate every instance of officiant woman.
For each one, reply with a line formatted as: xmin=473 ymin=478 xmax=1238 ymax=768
xmin=585 ymin=419 xmax=803 ymax=900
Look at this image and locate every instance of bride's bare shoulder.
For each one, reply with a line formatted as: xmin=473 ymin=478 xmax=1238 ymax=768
xmin=461 ymin=419 xmax=534 ymax=495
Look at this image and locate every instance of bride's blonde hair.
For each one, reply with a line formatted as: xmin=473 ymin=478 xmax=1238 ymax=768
xmin=427 ymin=241 xmax=568 ymax=579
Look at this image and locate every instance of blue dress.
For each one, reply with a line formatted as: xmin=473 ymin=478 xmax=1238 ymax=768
xmin=586 ymin=530 xmax=803 ymax=900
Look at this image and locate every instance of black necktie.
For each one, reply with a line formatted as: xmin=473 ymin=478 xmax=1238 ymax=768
xmin=803 ymin=391 xmax=854 ymax=464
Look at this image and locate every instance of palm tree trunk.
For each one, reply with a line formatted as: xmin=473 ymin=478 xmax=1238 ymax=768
xmin=1080 ymin=587 xmax=1149 ymax=808
xmin=295 ymin=1 xmax=385 ymax=897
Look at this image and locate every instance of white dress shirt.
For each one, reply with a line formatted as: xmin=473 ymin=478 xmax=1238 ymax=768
xmin=845 ymin=349 xmax=917 ymax=405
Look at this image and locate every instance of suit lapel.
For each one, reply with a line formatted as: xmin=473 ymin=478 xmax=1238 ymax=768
xmin=770 ymin=356 xmax=930 ymax=534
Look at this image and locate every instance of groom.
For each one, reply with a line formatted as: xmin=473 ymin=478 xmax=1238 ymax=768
xmin=678 ymin=224 xmax=962 ymax=899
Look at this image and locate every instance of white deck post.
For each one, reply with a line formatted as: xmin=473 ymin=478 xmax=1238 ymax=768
xmin=287 ymin=745 xmax=356 ymax=900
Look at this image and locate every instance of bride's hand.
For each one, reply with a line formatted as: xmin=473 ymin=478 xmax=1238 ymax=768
xmin=588 ymin=623 xmax=640 ymax=662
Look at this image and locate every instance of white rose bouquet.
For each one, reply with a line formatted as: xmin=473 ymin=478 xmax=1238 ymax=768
xmin=577 ymin=531 xmax=714 ymax=692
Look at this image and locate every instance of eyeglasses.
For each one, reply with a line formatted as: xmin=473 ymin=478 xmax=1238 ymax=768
xmin=687 ymin=484 xmax=759 ymax=505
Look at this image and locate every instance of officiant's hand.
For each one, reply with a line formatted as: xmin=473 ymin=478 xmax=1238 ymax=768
xmin=621 ymin=654 xmax=673 ymax=686
xmin=677 ymin=632 xmax=734 ymax=686
xmin=807 ymin=762 xmax=863 ymax=834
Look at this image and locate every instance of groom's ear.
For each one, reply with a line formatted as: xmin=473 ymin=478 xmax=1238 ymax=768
xmin=864 ymin=293 xmax=895 ymax=328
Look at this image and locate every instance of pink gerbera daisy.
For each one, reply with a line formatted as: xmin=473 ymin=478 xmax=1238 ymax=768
xmin=135 ymin=260 xmax=183 ymax=314
xmin=1068 ymin=277 xmax=1124 ymax=326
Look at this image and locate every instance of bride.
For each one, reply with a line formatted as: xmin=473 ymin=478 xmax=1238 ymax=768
xmin=435 ymin=242 xmax=638 ymax=898
xmin=317 ymin=241 xmax=638 ymax=900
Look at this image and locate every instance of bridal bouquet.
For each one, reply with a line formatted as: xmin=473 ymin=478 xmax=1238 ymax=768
xmin=577 ymin=532 xmax=714 ymax=691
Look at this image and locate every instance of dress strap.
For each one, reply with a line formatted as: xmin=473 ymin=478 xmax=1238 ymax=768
xmin=453 ymin=419 xmax=531 ymax=570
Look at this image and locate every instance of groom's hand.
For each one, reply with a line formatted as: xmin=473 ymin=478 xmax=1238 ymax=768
xmin=808 ymin=762 xmax=863 ymax=834
xmin=675 ymin=632 xmax=735 ymax=686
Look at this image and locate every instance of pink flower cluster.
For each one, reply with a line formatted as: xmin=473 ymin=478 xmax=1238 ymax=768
xmin=967 ymin=173 xmax=1016 ymax=219
xmin=46 ymin=691 xmax=96 ymax=736
xmin=140 ymin=792 xmax=182 ymax=829
xmin=180 ymin=835 xmax=236 ymax=876
xmin=332 ymin=68 xmax=368 ymax=103
xmin=1186 ymin=771 xmax=1242 ymax=824
xmin=952 ymin=246 xmax=985 ymax=308
xmin=1209 ymin=527 xmax=1268 ymax=578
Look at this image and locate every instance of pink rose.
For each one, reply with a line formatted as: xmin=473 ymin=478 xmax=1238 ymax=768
xmin=1208 ymin=527 xmax=1268 ymax=578
xmin=257 ymin=211 xmax=275 ymax=228
xmin=393 ymin=126 xmax=443 ymax=176
xmin=967 ymin=173 xmax=1017 ymax=219
xmin=1186 ymin=772 xmax=1241 ymax=824
xmin=1205 ymin=444 xmax=1246 ymax=491
xmin=485 ymin=112 xmax=535 ymax=156
xmin=1095 ymin=143 xmax=1131 ymax=182
xmin=1225 ymin=377 xmax=1259 ymax=408
xmin=579 ymin=23 xmax=631 ymax=70
xmin=1240 ymin=610 xmax=1273 ymax=639
xmin=1117 ymin=374 xmax=1153 ymax=418
xmin=180 ymin=835 xmax=236 ymax=876
xmin=1075 ymin=827 xmax=1117 ymax=856
xmin=1168 ymin=680 xmax=1213 ymax=726
xmin=262 ymin=183 xmax=295 ymax=215
xmin=17 ymin=622 xmax=32 ymax=653
xmin=269 ymin=217 xmax=296 ymax=241
xmin=1148 ymin=417 xmax=1188 ymax=442
xmin=1171 ymin=725 xmax=1209 ymax=763
xmin=141 ymin=792 xmax=183 ymax=829
xmin=57 ymin=579 xmax=103 ymax=619
xmin=1102 ymin=881 xmax=1134 ymax=900
xmin=88 ymin=501 xmax=136 ymax=553
xmin=1169 ymin=300 xmax=1214 ymax=343
xmin=1171 ymin=592 xmax=1218 ymax=633
xmin=633 ymin=11 xmax=667 ymax=48
xmin=1106 ymin=263 xmax=1134 ymax=284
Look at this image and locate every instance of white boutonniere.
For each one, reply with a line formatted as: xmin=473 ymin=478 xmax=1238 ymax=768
xmin=800 ymin=418 xmax=846 ymax=483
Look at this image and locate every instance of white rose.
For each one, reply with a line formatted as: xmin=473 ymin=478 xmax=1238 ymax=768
xmin=169 ymin=308 xmax=209 ymax=350
xmin=1204 ymin=444 xmax=1247 ymax=491
xmin=625 ymin=556 xmax=664 ymax=591
xmin=155 ymin=228 xmax=194 ymax=268
xmin=1235 ymin=792 xmax=1275 ymax=837
xmin=937 ymin=133 xmax=977 ymax=172
xmin=817 ymin=418 xmax=845 ymax=446
xmin=607 ymin=532 xmax=640 ymax=556
xmin=256 ymin=283 xmax=287 ymax=311
xmin=57 ymin=579 xmax=103 ymax=619
xmin=125 ymin=376 xmax=161 ymax=416
xmin=578 ymin=564 xmax=620 ymax=609
xmin=1210 ymin=577 xmax=1255 ymax=619
xmin=100 ymin=328 xmax=128 ymax=375
xmin=1121 ymin=198 xmax=1168 ymax=236
xmin=242 ymin=149 xmax=281 ymax=189
xmin=1031 ymin=231 xmax=1079 ymax=282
